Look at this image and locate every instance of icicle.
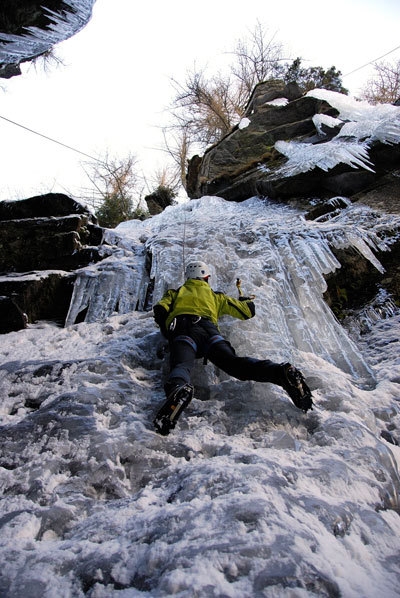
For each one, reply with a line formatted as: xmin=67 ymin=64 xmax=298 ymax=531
xmin=274 ymin=139 xmax=375 ymax=176
xmin=0 ymin=1 xmax=96 ymax=65
xmin=67 ymin=195 xmax=400 ymax=384
xmin=65 ymin=249 xmax=149 ymax=326
xmin=313 ymin=114 xmax=344 ymax=135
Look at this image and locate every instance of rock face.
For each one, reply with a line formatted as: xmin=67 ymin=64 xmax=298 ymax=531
xmin=0 ymin=296 xmax=27 ymax=333
xmin=187 ymin=80 xmax=400 ymax=204
xmin=0 ymin=193 xmax=105 ymax=332
xmin=0 ymin=193 xmax=103 ymax=272
xmin=186 ymin=81 xmax=400 ymax=318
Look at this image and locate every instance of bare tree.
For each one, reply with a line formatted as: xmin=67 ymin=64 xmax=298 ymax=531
xmin=360 ymin=59 xmax=400 ymax=104
xmin=162 ymin=120 xmax=196 ymax=188
xmin=230 ymin=20 xmax=284 ymax=100
xmin=162 ymin=22 xmax=286 ymax=190
xmin=149 ymin=165 xmax=181 ymax=196
xmin=164 ymin=75 xmax=234 ymax=191
xmin=81 ymin=152 xmax=146 ymax=228
xmin=30 ymin=49 xmax=65 ymax=74
xmin=169 ymin=69 xmax=239 ymax=147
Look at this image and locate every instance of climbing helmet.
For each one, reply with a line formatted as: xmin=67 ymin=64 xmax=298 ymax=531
xmin=185 ymin=261 xmax=211 ymax=280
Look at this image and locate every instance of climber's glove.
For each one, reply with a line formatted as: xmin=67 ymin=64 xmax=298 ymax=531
xmin=153 ymin=305 xmax=169 ymax=338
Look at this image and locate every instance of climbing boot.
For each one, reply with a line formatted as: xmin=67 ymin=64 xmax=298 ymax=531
xmin=154 ymin=383 xmax=194 ymax=436
xmin=280 ymin=363 xmax=313 ymax=413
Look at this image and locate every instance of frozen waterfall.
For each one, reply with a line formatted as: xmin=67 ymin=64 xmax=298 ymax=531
xmin=2 ymin=194 xmax=400 ymax=597
xmin=66 ymin=195 xmax=398 ymax=384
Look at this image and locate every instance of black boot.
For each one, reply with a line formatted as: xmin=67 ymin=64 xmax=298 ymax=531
xmin=279 ymin=363 xmax=313 ymax=413
xmin=154 ymin=383 xmax=194 ymax=436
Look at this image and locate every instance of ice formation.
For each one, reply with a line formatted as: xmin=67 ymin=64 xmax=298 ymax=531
xmin=266 ymin=97 xmax=289 ymax=106
xmin=1 ymin=193 xmax=400 ymax=597
xmin=238 ymin=117 xmax=251 ymax=129
xmin=0 ymin=0 xmax=96 ymax=66
xmin=273 ymin=88 xmax=400 ymax=177
xmin=1 ymin=90 xmax=400 ymax=596
xmin=66 ymin=195 xmax=397 ymax=384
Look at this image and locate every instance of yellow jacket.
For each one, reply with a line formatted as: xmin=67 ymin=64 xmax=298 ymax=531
xmin=155 ymin=279 xmax=255 ymax=330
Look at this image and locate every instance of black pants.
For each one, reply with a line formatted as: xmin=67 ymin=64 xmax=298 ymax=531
xmin=165 ymin=315 xmax=283 ymax=394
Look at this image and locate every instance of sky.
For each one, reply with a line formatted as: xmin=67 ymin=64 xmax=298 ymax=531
xmin=0 ymin=0 xmax=400 ymax=203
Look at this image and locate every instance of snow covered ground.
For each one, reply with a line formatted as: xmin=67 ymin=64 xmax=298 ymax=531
xmin=1 ymin=195 xmax=400 ymax=597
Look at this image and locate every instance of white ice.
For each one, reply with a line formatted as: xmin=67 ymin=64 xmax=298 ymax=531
xmin=0 ymin=0 xmax=95 ymax=64
xmin=1 ymin=191 xmax=400 ymax=597
xmin=273 ymin=88 xmax=400 ymax=177
xmin=238 ymin=117 xmax=251 ymax=130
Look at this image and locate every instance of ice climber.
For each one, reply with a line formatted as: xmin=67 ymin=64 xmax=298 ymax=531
xmin=153 ymin=260 xmax=313 ymax=435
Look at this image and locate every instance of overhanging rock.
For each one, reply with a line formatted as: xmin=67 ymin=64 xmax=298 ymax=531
xmin=187 ymin=80 xmax=400 ymax=203
xmin=0 ymin=0 xmax=96 ymax=78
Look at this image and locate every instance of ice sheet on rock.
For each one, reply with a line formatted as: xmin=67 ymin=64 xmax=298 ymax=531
xmin=307 ymin=89 xmax=400 ymax=132
xmin=344 ymin=289 xmax=400 ymax=338
xmin=274 ymin=89 xmax=400 ymax=176
xmin=312 ymin=88 xmax=400 ymax=146
xmin=313 ymin=113 xmax=344 ymax=134
xmin=275 ymin=139 xmax=374 ymax=176
xmin=65 ymin=194 xmax=400 ymax=383
xmin=65 ymin=246 xmax=150 ymax=326
xmin=109 ymin=196 xmax=399 ymax=382
xmin=0 ymin=0 xmax=96 ymax=64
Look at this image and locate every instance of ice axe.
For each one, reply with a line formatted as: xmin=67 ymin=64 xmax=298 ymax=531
xmin=236 ymin=278 xmax=255 ymax=300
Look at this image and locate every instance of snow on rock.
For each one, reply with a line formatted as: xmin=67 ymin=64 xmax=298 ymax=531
xmin=266 ymin=97 xmax=289 ymax=106
xmin=238 ymin=117 xmax=251 ymax=129
xmin=0 ymin=196 xmax=400 ymax=597
xmin=307 ymin=89 xmax=400 ymax=135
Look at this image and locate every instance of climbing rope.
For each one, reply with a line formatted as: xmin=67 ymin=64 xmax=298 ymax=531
xmin=182 ymin=212 xmax=187 ymax=281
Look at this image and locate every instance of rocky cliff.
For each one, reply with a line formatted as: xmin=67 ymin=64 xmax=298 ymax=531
xmin=186 ymin=82 xmax=400 ymax=318
xmin=0 ymin=193 xmax=105 ymax=332
xmin=187 ymin=80 xmax=400 ymax=206
xmin=2 ymin=83 xmax=400 ymax=334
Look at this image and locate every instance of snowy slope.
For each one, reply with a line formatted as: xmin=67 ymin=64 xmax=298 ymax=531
xmin=1 ymin=195 xmax=400 ymax=597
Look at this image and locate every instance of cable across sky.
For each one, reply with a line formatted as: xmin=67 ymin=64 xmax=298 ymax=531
xmin=1 ymin=42 xmax=400 ymax=165
xmin=343 ymin=44 xmax=400 ymax=77
xmin=0 ymin=113 xmax=102 ymax=163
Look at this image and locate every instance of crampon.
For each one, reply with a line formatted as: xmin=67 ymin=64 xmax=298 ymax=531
xmin=154 ymin=384 xmax=194 ymax=436
xmin=281 ymin=363 xmax=313 ymax=413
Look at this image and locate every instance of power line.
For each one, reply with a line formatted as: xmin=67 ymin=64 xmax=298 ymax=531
xmin=343 ymin=44 xmax=400 ymax=77
xmin=0 ymin=113 xmax=103 ymax=163
xmin=3 ymin=44 xmax=400 ymax=161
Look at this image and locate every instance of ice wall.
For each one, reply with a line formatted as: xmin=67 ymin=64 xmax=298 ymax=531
xmin=66 ymin=195 xmax=400 ymax=384
xmin=65 ymin=243 xmax=151 ymax=326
